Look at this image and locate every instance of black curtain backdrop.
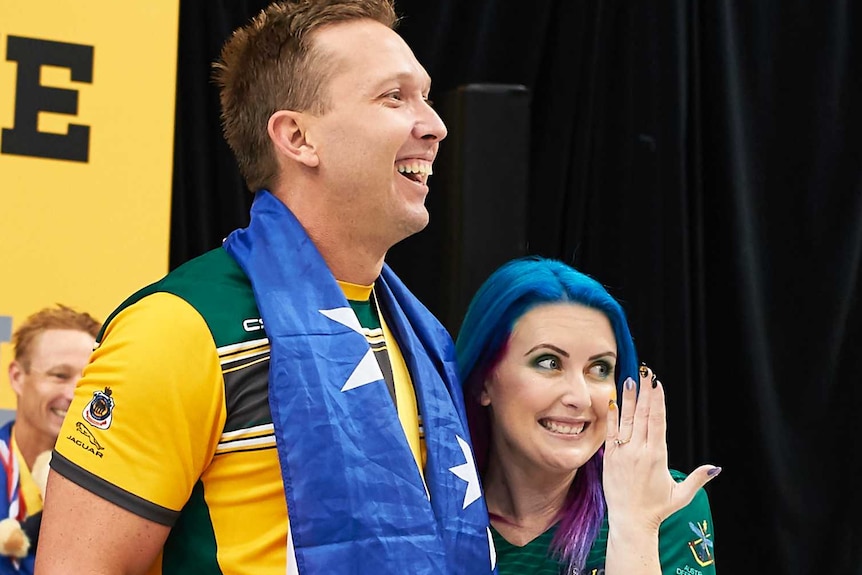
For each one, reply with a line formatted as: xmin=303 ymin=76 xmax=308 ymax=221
xmin=171 ymin=2 xmax=862 ymax=573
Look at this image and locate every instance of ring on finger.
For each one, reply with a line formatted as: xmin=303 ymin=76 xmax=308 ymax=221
xmin=613 ymin=438 xmax=631 ymax=446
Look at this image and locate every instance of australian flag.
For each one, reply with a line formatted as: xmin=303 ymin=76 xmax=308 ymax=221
xmin=225 ymin=191 xmax=496 ymax=574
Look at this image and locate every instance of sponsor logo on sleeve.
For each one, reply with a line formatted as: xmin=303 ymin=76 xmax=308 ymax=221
xmin=67 ymin=421 xmax=104 ymax=458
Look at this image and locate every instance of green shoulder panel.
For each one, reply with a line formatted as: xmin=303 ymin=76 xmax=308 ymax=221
xmin=100 ymin=247 xmax=261 ymax=349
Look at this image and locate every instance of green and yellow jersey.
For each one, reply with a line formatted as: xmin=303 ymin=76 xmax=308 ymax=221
xmin=491 ymin=470 xmax=717 ymax=575
xmin=53 ymin=247 xmax=423 ymax=574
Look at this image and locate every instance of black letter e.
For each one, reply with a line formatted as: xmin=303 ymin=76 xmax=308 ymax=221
xmin=2 ymin=36 xmax=94 ymax=162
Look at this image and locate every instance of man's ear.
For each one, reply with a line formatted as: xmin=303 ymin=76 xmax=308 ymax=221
xmin=268 ymin=110 xmax=320 ymax=168
xmin=8 ymin=361 xmax=24 ymax=397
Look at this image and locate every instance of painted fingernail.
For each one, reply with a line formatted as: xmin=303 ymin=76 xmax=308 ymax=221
xmin=652 ymin=378 xmax=659 ymax=389
xmin=638 ymin=365 xmax=649 ymax=379
xmin=707 ymin=466 xmax=722 ymax=477
xmin=624 ymin=377 xmax=635 ymax=391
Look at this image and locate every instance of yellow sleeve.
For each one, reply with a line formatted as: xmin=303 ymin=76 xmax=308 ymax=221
xmin=54 ymin=292 xmax=226 ymax=519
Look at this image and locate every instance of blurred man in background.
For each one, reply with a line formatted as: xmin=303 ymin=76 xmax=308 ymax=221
xmin=1 ymin=304 xmax=99 ymax=573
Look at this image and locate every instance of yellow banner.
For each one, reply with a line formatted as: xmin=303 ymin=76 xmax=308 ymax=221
xmin=0 ymin=1 xmax=179 ymax=408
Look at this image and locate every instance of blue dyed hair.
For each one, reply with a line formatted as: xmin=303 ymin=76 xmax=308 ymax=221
xmin=455 ymin=256 xmax=639 ymax=573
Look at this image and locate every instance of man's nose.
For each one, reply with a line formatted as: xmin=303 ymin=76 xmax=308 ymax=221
xmin=416 ymin=102 xmax=448 ymax=142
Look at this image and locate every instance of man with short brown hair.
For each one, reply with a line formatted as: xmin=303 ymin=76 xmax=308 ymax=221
xmin=37 ymin=2 xmax=494 ymax=574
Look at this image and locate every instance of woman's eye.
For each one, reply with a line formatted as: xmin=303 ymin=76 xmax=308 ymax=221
xmin=534 ymin=355 xmax=560 ymax=370
xmin=588 ymin=361 xmax=613 ymax=380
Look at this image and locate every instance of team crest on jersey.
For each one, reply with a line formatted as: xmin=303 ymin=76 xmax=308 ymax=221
xmin=82 ymin=387 xmax=115 ymax=430
xmin=687 ymin=520 xmax=715 ymax=566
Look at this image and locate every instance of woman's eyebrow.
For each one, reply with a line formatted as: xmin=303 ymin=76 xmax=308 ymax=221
xmin=588 ymin=351 xmax=617 ymax=361
xmin=524 ymin=343 xmax=569 ymax=357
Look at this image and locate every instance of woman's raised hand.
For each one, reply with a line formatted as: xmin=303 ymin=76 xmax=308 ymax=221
xmin=603 ymin=365 xmax=720 ymax=531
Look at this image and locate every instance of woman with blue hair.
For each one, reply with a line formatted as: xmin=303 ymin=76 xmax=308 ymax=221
xmin=456 ymin=256 xmax=719 ymax=574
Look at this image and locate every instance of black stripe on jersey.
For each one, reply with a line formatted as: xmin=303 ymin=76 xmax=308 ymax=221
xmin=51 ymin=450 xmax=178 ymax=526
xmin=220 ymin=343 xmax=269 ymax=370
xmin=219 ymin=428 xmax=274 ymax=443
xmin=214 ymin=444 xmax=277 ymax=456
xmin=372 ymin=345 xmax=396 ymax=404
xmin=221 ymin=354 xmax=269 ymax=374
xmin=222 ymin=357 xmax=272 ymax=434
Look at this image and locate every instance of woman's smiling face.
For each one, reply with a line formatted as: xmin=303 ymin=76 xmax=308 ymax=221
xmin=481 ymin=302 xmax=617 ymax=478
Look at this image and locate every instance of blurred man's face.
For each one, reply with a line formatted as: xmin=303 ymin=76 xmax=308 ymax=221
xmin=9 ymin=329 xmax=95 ymax=443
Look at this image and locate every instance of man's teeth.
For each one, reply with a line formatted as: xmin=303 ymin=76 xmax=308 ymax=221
xmin=541 ymin=420 xmax=586 ymax=435
xmin=51 ymin=408 xmax=68 ymax=418
xmin=397 ymin=163 xmax=433 ymax=175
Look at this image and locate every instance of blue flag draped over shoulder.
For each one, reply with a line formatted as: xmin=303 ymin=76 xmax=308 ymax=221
xmin=223 ymin=191 xmax=494 ymax=574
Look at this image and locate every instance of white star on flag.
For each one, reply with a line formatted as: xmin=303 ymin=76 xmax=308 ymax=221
xmin=319 ymin=308 xmax=384 ymax=392
xmin=449 ymin=434 xmax=481 ymax=510
xmin=320 ymin=307 xmax=363 ymax=333
xmin=487 ymin=526 xmax=497 ymax=570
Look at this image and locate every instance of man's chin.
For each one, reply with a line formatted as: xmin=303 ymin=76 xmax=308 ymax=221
xmin=394 ymin=212 xmax=430 ymax=244
xmin=409 ymin=212 xmax=430 ymax=234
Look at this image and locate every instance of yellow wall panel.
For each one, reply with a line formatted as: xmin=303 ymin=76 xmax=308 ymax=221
xmin=0 ymin=1 xmax=180 ymax=408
